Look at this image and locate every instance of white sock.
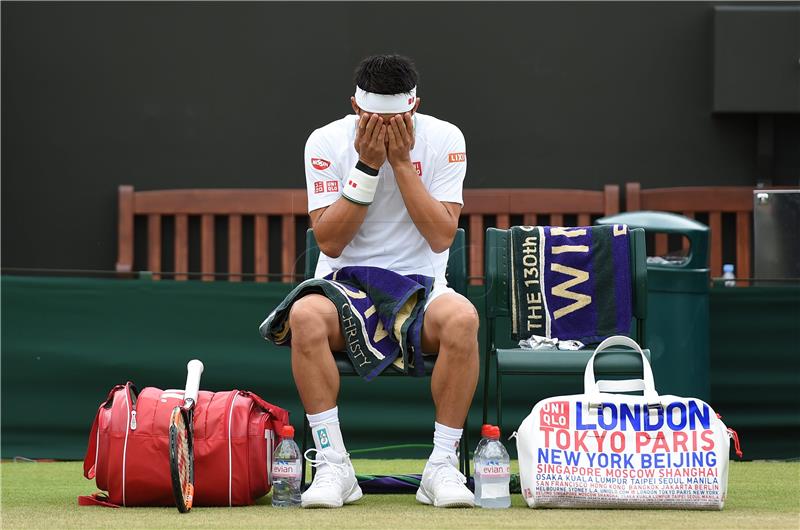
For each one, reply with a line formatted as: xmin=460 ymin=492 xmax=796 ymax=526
xmin=430 ymin=421 xmax=462 ymax=461
xmin=307 ymin=406 xmax=347 ymax=454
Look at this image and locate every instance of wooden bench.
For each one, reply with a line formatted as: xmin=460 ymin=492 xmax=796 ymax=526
xmin=625 ymin=182 xmax=754 ymax=278
xmin=116 ymin=185 xmax=619 ymax=283
xmin=116 ymin=186 xmax=308 ymax=282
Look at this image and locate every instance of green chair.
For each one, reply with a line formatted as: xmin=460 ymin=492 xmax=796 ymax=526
xmin=481 ymin=227 xmax=649 ymax=432
xmin=301 ymin=228 xmax=470 ymax=486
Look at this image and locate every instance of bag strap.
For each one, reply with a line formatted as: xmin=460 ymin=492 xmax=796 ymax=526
xmin=77 ymin=493 xmax=120 ymax=508
xmin=83 ymin=414 xmax=100 ymax=479
xmin=583 ymin=335 xmax=660 ymax=407
xmin=83 ymin=384 xmax=126 ymax=479
xmin=240 ymin=391 xmax=289 ymax=432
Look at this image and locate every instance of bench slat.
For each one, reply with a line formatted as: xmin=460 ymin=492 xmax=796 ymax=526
xmin=682 ymin=211 xmax=693 ymax=251
xmin=116 ymin=186 xmax=134 ymax=273
xmin=255 ymin=215 xmax=268 ymax=283
xmin=201 ymin=214 xmax=214 ymax=282
xmin=550 ymin=214 xmax=563 ymax=227
xmin=470 ymin=214 xmax=483 ymax=285
xmin=496 ymin=214 xmax=510 ymax=230
xmin=147 ymin=214 xmax=161 ymax=280
xmin=228 ymin=215 xmax=242 ymax=282
xmin=175 ymin=215 xmax=188 ymax=281
xmin=709 ymin=211 xmax=722 ymax=277
xmin=578 ymin=214 xmax=590 ymax=227
xmin=282 ymin=215 xmax=296 ymax=283
xmin=655 ymin=233 xmax=668 ymax=257
xmin=736 ymin=211 xmax=751 ymax=281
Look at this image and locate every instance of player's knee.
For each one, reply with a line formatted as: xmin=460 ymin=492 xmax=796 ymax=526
xmin=288 ymin=298 xmax=328 ymax=347
xmin=440 ymin=306 xmax=479 ymax=350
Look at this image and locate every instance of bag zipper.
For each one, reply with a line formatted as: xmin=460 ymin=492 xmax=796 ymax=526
xmin=122 ymin=382 xmax=138 ymax=506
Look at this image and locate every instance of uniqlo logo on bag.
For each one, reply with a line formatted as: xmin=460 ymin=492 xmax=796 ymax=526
xmin=311 ymin=158 xmax=331 ymax=170
xmin=448 ymin=152 xmax=466 ymax=163
xmin=314 ymin=182 xmax=324 ymax=194
xmin=413 ymin=161 xmax=422 ymax=177
xmin=326 ymin=180 xmax=338 ymax=192
xmin=540 ymin=401 xmax=570 ymax=429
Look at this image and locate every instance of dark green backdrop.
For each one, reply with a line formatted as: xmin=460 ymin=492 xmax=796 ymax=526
xmin=2 ymin=276 xmax=798 ymax=461
xmin=3 ymin=2 xmax=799 ymax=271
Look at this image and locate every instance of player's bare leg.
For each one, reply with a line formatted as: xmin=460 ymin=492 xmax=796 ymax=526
xmin=289 ymin=294 xmax=343 ymax=414
xmin=416 ymin=293 xmax=479 ymax=508
xmin=289 ymin=294 xmax=362 ymax=508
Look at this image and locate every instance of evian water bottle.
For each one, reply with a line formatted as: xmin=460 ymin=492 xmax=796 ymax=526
xmin=271 ymin=425 xmax=301 ymax=507
xmin=476 ymin=426 xmax=511 ymax=508
xmin=473 ymin=424 xmax=494 ymax=506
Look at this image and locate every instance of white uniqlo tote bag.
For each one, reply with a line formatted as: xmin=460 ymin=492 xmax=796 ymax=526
xmin=516 ymin=336 xmax=741 ymax=510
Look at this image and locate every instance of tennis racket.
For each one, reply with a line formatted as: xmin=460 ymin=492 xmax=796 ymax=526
xmin=169 ymin=359 xmax=204 ymax=513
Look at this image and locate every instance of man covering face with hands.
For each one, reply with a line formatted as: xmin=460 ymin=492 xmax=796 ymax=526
xmin=263 ymin=54 xmax=478 ymax=509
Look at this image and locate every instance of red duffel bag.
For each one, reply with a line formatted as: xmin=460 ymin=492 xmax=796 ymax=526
xmin=79 ymin=382 xmax=289 ymax=507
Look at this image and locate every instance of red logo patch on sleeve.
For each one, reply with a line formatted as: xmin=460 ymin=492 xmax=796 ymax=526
xmin=326 ymin=180 xmax=339 ymax=192
xmin=447 ymin=152 xmax=466 ymax=163
xmin=413 ymin=161 xmax=422 ymax=177
xmin=311 ymin=158 xmax=331 ymax=170
xmin=314 ymin=182 xmax=324 ymax=194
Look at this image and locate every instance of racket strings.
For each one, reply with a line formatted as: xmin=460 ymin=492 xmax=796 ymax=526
xmin=170 ymin=409 xmax=194 ymax=510
xmin=175 ymin=420 xmax=192 ymax=496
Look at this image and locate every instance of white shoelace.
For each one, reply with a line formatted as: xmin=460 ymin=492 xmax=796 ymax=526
xmin=304 ymin=448 xmax=351 ymax=488
xmin=429 ymin=458 xmax=467 ymax=486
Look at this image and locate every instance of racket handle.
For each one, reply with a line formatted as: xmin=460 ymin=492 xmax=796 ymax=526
xmin=184 ymin=359 xmax=204 ymax=406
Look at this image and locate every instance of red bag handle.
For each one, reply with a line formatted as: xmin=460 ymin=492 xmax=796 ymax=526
xmin=240 ymin=391 xmax=289 ymax=433
xmin=78 ymin=493 xmax=120 ymax=508
xmin=83 ymin=384 xmax=126 ymax=479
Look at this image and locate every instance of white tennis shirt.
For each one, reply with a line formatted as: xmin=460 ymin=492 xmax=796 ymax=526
xmin=304 ymin=112 xmax=467 ymax=284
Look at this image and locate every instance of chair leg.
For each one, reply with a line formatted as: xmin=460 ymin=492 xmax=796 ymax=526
xmin=482 ymin=348 xmax=492 ymax=425
xmin=461 ymin=413 xmax=470 ymax=481
xmin=301 ymin=413 xmax=310 ymax=489
xmin=496 ymin=368 xmax=503 ymax=434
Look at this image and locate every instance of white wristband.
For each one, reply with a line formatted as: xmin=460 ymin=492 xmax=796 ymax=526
xmin=342 ymin=166 xmax=379 ymax=205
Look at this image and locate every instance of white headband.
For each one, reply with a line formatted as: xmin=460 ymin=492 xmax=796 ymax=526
xmin=354 ymin=85 xmax=417 ymax=114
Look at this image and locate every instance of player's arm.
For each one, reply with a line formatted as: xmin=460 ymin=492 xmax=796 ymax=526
xmin=387 ymin=113 xmax=462 ymax=253
xmin=309 ymin=200 xmax=369 ymax=258
xmin=310 ymin=114 xmax=387 ymax=258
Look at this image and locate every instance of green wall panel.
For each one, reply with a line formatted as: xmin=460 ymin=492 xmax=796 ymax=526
xmin=2 ymin=277 xmax=797 ymax=460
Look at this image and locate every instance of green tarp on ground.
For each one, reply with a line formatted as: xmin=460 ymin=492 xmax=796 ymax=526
xmin=2 ymin=276 xmax=798 ymax=460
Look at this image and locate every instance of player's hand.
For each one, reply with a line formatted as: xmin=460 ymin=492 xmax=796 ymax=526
xmin=387 ymin=113 xmax=414 ymax=167
xmin=354 ymin=113 xmax=387 ymax=170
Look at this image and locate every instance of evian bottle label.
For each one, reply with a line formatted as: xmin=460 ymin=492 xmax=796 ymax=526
xmin=272 ymin=460 xmax=300 ymax=478
xmin=478 ymin=463 xmax=511 ymax=478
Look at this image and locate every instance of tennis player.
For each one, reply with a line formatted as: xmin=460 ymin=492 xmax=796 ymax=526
xmin=292 ymin=54 xmax=478 ymax=508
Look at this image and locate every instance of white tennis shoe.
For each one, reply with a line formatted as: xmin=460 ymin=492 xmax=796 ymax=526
xmin=416 ymin=453 xmax=475 ymax=508
xmin=301 ymin=448 xmax=362 ymax=508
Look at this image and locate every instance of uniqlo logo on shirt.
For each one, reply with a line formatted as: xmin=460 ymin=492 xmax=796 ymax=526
xmin=448 ymin=152 xmax=466 ymax=163
xmin=311 ymin=158 xmax=331 ymax=170
xmin=413 ymin=161 xmax=422 ymax=177
xmin=408 ymin=97 xmax=415 ymax=105
xmin=314 ymin=182 xmax=324 ymax=194
xmin=326 ymin=180 xmax=338 ymax=192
